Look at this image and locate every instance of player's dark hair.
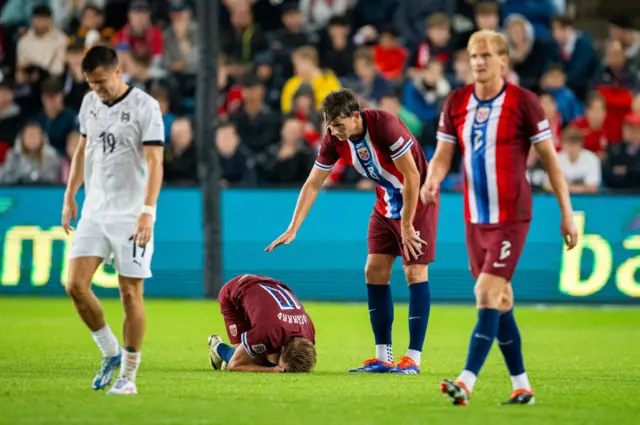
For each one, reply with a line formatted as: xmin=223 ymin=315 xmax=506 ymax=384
xmin=320 ymin=88 xmax=360 ymax=124
xmin=81 ymin=46 xmax=118 ymax=73
xmin=281 ymin=338 xmax=316 ymax=373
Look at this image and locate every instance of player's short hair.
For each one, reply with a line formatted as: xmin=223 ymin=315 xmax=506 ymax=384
xmin=292 ymin=46 xmax=319 ymax=66
xmin=320 ymin=88 xmax=360 ymax=124
xmin=81 ymin=45 xmax=118 ymax=73
xmin=281 ymin=338 xmax=316 ymax=373
xmin=475 ymin=1 xmax=499 ymax=16
xmin=467 ymin=30 xmax=509 ymax=56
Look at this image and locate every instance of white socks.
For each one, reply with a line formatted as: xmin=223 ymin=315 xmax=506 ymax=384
xmin=510 ymin=372 xmax=532 ymax=391
xmin=121 ymin=350 xmax=141 ymax=381
xmin=91 ymin=325 xmax=120 ymax=358
xmin=376 ymin=344 xmax=393 ymax=363
xmin=406 ymin=349 xmax=421 ymax=365
xmin=457 ymin=370 xmax=478 ymax=392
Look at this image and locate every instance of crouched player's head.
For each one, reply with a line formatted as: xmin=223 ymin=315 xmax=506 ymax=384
xmin=320 ymin=88 xmax=361 ymax=141
xmin=279 ymin=337 xmax=316 ymax=373
xmin=81 ymin=45 xmax=122 ymax=103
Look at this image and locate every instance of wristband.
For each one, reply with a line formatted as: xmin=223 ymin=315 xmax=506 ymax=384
xmin=141 ymin=205 xmax=156 ymax=217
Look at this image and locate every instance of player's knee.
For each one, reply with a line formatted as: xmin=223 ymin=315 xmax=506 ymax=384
xmin=474 ymin=276 xmax=505 ymax=308
xmin=119 ymin=282 xmax=143 ymax=309
xmin=499 ymin=287 xmax=514 ymax=312
xmin=65 ymin=281 xmax=89 ymax=301
xmin=402 ymin=265 xmax=428 ymax=284
xmin=364 ymin=263 xmax=391 ymax=284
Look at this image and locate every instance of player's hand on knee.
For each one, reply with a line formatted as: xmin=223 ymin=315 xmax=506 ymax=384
xmin=133 ymin=212 xmax=154 ymax=247
xmin=265 ymin=229 xmax=296 ymax=252
xmin=61 ymin=196 xmax=77 ymax=234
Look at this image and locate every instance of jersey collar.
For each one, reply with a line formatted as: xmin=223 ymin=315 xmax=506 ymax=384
xmin=102 ymin=86 xmax=133 ymax=108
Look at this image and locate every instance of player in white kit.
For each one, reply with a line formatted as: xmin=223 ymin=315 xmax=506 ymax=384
xmin=61 ymin=46 xmax=164 ymax=395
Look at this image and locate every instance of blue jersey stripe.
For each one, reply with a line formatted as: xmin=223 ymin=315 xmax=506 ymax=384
xmin=470 ymin=103 xmax=492 ymax=223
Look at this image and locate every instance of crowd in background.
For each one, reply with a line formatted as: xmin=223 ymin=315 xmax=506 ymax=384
xmin=0 ymin=0 xmax=638 ymax=192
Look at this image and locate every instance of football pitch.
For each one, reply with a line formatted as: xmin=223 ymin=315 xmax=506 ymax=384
xmin=0 ymin=298 xmax=638 ymax=425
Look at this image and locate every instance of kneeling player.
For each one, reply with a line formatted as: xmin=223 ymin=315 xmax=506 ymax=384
xmin=207 ymin=274 xmax=317 ymax=373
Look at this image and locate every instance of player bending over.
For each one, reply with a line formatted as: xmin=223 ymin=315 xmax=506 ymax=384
xmin=266 ymin=88 xmax=439 ymax=374
xmin=62 ymin=46 xmax=165 ymax=395
xmin=424 ymin=30 xmax=578 ymax=405
xmin=208 ymin=274 xmax=316 ymax=373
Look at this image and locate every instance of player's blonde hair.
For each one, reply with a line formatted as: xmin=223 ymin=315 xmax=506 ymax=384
xmin=467 ymin=30 xmax=510 ymax=56
xmin=281 ymin=338 xmax=316 ymax=373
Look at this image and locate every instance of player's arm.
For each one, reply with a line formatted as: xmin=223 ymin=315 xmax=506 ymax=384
xmin=226 ymin=345 xmax=283 ymax=372
xmin=64 ymin=135 xmax=86 ymax=199
xmin=393 ymin=151 xmax=420 ymax=226
xmin=142 ymin=145 xmax=164 ymax=207
xmin=423 ymin=98 xmax=457 ymax=201
xmin=426 ymin=141 xmax=456 ymax=186
xmin=534 ymin=139 xmax=573 ymax=213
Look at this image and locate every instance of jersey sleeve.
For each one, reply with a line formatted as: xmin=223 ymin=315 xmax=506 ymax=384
xmin=314 ymin=132 xmax=339 ymax=171
xmin=242 ymin=326 xmax=285 ymax=357
xmin=436 ymin=95 xmax=457 ymax=144
xmin=520 ymin=89 xmax=553 ymax=145
xmin=375 ymin=111 xmax=415 ymax=161
xmin=140 ymin=99 xmax=165 ymax=146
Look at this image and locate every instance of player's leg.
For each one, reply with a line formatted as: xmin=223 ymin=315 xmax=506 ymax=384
xmin=67 ymin=218 xmax=121 ymax=390
xmin=497 ymin=284 xmax=534 ymax=405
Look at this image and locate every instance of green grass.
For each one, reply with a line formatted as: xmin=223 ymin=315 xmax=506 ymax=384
xmin=0 ymin=298 xmax=639 ymax=425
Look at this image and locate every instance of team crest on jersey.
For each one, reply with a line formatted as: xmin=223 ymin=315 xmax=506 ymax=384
xmin=252 ymin=344 xmax=267 ymax=354
xmin=357 ymin=147 xmax=370 ymax=161
xmin=229 ymin=324 xmax=237 ymax=337
xmin=475 ymin=106 xmax=490 ymax=123
xmin=121 ymin=111 xmax=130 ymax=123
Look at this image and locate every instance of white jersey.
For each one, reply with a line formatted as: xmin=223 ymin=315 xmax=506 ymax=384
xmin=78 ymin=87 xmax=164 ymax=223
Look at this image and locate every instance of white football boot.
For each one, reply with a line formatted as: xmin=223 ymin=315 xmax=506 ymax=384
xmin=107 ymin=376 xmax=137 ymax=395
xmin=207 ymin=334 xmax=227 ymax=370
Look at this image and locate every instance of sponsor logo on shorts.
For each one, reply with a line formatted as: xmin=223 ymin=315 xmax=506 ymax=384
xmin=229 ymin=324 xmax=237 ymax=337
xmin=357 ymin=147 xmax=370 ymax=161
xmin=252 ymin=344 xmax=267 ymax=354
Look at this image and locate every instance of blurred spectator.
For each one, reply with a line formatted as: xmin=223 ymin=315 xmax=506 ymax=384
xmin=449 ymin=49 xmax=473 ymax=88
xmin=67 ymin=4 xmax=114 ymax=50
xmin=0 ymin=80 xmax=23 ymax=149
xmin=62 ymin=41 xmax=90 ymax=111
xmin=164 ymin=117 xmax=198 ymax=185
xmin=221 ymin=2 xmax=267 ymax=66
xmin=0 ymin=0 xmax=49 ymax=27
xmin=161 ymin=2 xmax=199 ymax=75
xmin=61 ymin=130 xmax=80 ymax=183
xmin=456 ymin=1 xmax=500 ymax=51
xmin=394 ymin=0 xmax=455 ymax=49
xmin=505 ymin=14 xmax=554 ymax=93
xmin=281 ymin=46 xmax=340 ymax=113
xmin=594 ymin=41 xmax=639 ymax=143
xmin=319 ymin=16 xmax=355 ymax=79
xmin=299 ymin=0 xmax=352 ymax=33
xmin=402 ymin=59 xmax=451 ymax=124
xmin=602 ymin=113 xmax=640 ymax=190
xmin=540 ymin=65 xmax=583 ymax=125
xmin=545 ymin=126 xmax=601 ymax=194
xmin=372 ymin=25 xmax=407 ymax=81
xmin=253 ymin=52 xmax=282 ymax=110
xmin=289 ymin=83 xmax=321 ymax=147
xmin=128 ymin=52 xmax=181 ymax=110
xmin=347 ymin=47 xmax=391 ymax=106
xmin=633 ymin=94 xmax=640 ymax=115
xmin=17 ymin=5 xmax=68 ymax=77
xmin=0 ymin=122 xmax=61 ymax=185
xmin=268 ymin=2 xmax=319 ymax=83
xmin=379 ymin=92 xmax=422 ymax=140
xmin=607 ymin=16 xmax=640 ymax=72
xmin=502 ymin=0 xmax=558 ymax=39
xmin=216 ymin=56 xmax=243 ymax=120
xmin=150 ymin=85 xmax=174 ymax=143
xmin=215 ymin=121 xmax=257 ymax=187
xmin=551 ymin=15 xmax=599 ymax=101
xmin=538 ymin=92 xmax=562 ymax=150
xmin=570 ymin=93 xmax=616 ymax=158
xmin=35 ymin=78 xmax=78 ymax=155
xmin=231 ymin=73 xmax=280 ymax=154
xmin=406 ymin=13 xmax=454 ymax=78
xmin=113 ymin=0 xmax=164 ymax=77
xmin=263 ymin=117 xmax=315 ymax=184
xmin=350 ymin=0 xmax=397 ymax=31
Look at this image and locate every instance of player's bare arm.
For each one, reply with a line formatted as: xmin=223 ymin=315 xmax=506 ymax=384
xmin=422 ymin=141 xmax=455 ymax=203
xmin=132 ymin=146 xmax=163 ymax=247
xmin=534 ymin=138 xmax=578 ymax=250
xmin=265 ymin=166 xmax=330 ymax=252
xmin=394 ymin=152 xmax=427 ymax=260
xmin=227 ymin=345 xmax=284 ymax=372
xmin=62 ymin=135 xmax=86 ymax=234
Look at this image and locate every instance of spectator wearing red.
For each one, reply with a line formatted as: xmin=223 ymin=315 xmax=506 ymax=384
xmin=372 ymin=25 xmax=407 ymax=81
xmin=570 ymin=93 xmax=617 ymax=157
xmin=406 ymin=13 xmax=454 ymax=78
xmin=113 ymin=0 xmax=163 ymax=76
xmin=289 ymin=84 xmax=321 ymax=148
xmin=216 ymin=56 xmax=243 ymax=120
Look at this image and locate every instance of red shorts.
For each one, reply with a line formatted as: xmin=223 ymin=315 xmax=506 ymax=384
xmin=217 ymin=277 xmax=250 ymax=345
xmin=367 ymin=202 xmax=439 ymax=265
xmin=465 ymin=221 xmax=530 ymax=281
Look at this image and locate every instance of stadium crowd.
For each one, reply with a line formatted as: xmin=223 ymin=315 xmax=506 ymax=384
xmin=0 ymin=0 xmax=638 ymax=192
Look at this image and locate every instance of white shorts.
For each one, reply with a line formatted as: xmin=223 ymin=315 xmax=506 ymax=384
xmin=69 ymin=217 xmax=154 ymax=279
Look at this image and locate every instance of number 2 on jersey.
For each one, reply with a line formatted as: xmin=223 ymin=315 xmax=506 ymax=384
xmin=260 ymin=284 xmax=301 ymax=311
xmin=100 ymin=132 xmax=116 ymax=154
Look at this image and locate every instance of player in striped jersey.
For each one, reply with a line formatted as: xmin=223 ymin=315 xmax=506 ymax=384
xmin=423 ymin=30 xmax=578 ymax=405
xmin=266 ymin=88 xmax=438 ymax=374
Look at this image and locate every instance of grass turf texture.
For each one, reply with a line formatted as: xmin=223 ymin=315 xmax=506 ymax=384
xmin=0 ymin=298 xmax=638 ymax=425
